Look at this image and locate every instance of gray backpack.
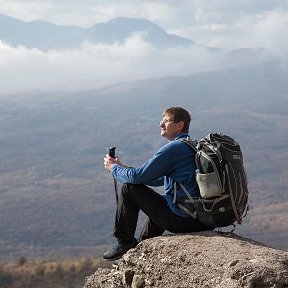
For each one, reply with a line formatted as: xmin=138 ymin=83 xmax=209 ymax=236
xmin=175 ymin=133 xmax=249 ymax=229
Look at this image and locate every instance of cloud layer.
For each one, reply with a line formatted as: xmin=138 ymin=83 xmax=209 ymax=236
xmin=0 ymin=1 xmax=287 ymax=91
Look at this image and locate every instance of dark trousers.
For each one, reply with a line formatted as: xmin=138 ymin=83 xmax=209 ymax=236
xmin=113 ymin=183 xmax=212 ymax=242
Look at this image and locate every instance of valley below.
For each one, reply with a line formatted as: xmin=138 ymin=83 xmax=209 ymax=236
xmin=0 ymin=61 xmax=287 ymax=263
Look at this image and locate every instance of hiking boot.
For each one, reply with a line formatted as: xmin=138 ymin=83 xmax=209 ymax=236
xmin=103 ymin=239 xmax=138 ymax=261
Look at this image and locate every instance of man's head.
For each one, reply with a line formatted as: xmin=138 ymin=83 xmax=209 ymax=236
xmin=160 ymin=107 xmax=191 ymax=141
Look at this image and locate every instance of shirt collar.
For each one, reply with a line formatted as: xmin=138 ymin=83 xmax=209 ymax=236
xmin=174 ymin=132 xmax=189 ymax=141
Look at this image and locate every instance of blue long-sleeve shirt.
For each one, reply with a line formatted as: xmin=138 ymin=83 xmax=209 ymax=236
xmin=110 ymin=133 xmax=200 ymax=217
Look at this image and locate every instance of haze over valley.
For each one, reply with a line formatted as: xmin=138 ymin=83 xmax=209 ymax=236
xmin=0 ymin=60 xmax=288 ymax=260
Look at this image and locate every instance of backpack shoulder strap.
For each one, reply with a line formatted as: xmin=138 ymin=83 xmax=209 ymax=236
xmin=179 ymin=137 xmax=198 ymax=153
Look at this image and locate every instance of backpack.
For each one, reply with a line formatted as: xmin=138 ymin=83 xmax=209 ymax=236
xmin=175 ymin=133 xmax=249 ymax=230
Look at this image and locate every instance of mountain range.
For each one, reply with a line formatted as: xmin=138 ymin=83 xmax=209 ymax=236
xmin=0 ymin=14 xmax=195 ymax=50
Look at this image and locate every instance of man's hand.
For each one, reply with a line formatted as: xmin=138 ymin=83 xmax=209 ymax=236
xmin=104 ymin=154 xmax=121 ymax=172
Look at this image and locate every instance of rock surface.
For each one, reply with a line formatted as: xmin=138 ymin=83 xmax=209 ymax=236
xmin=84 ymin=231 xmax=288 ymax=288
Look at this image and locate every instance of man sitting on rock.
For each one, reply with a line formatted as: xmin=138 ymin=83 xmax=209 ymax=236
xmin=103 ymin=106 xmax=213 ymax=261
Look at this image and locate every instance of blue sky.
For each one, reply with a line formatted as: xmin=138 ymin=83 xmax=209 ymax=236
xmin=0 ymin=0 xmax=287 ymax=91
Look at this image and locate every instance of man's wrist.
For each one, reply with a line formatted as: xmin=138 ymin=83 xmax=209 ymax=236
xmin=111 ymin=163 xmax=117 ymax=169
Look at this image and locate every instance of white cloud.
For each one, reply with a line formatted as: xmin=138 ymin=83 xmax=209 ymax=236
xmin=0 ymin=33 xmax=272 ymax=92
xmin=0 ymin=38 xmax=157 ymax=91
xmin=210 ymin=9 xmax=288 ymax=55
xmin=168 ymin=7 xmax=288 ymax=53
xmin=250 ymin=10 xmax=288 ymax=57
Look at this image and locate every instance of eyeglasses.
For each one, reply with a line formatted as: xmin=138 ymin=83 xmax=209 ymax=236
xmin=160 ymin=118 xmax=176 ymax=125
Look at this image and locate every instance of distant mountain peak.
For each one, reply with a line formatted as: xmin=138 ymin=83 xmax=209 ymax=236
xmin=0 ymin=14 xmax=194 ymax=50
xmin=88 ymin=16 xmax=193 ymax=47
xmin=106 ymin=16 xmax=164 ymax=30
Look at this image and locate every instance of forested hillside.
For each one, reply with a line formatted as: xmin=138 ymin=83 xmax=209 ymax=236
xmin=0 ymin=61 xmax=287 ymax=262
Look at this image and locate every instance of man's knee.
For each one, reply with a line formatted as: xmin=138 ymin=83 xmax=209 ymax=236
xmin=120 ymin=184 xmax=147 ymax=202
xmin=121 ymin=183 xmax=145 ymax=193
xmin=121 ymin=183 xmax=133 ymax=195
xmin=120 ymin=183 xmax=136 ymax=201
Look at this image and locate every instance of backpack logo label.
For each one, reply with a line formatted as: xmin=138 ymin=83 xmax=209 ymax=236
xmin=233 ymin=155 xmax=241 ymax=160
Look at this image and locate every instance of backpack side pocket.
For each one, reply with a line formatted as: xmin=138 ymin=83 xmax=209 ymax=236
xmin=196 ymin=170 xmax=222 ymax=198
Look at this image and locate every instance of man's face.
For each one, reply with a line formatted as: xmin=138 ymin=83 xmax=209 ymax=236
xmin=160 ymin=113 xmax=183 ymax=141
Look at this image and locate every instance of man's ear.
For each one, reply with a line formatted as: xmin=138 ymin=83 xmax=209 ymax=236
xmin=177 ymin=121 xmax=185 ymax=132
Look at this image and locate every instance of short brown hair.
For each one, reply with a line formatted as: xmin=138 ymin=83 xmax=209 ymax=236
xmin=163 ymin=107 xmax=191 ymax=133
